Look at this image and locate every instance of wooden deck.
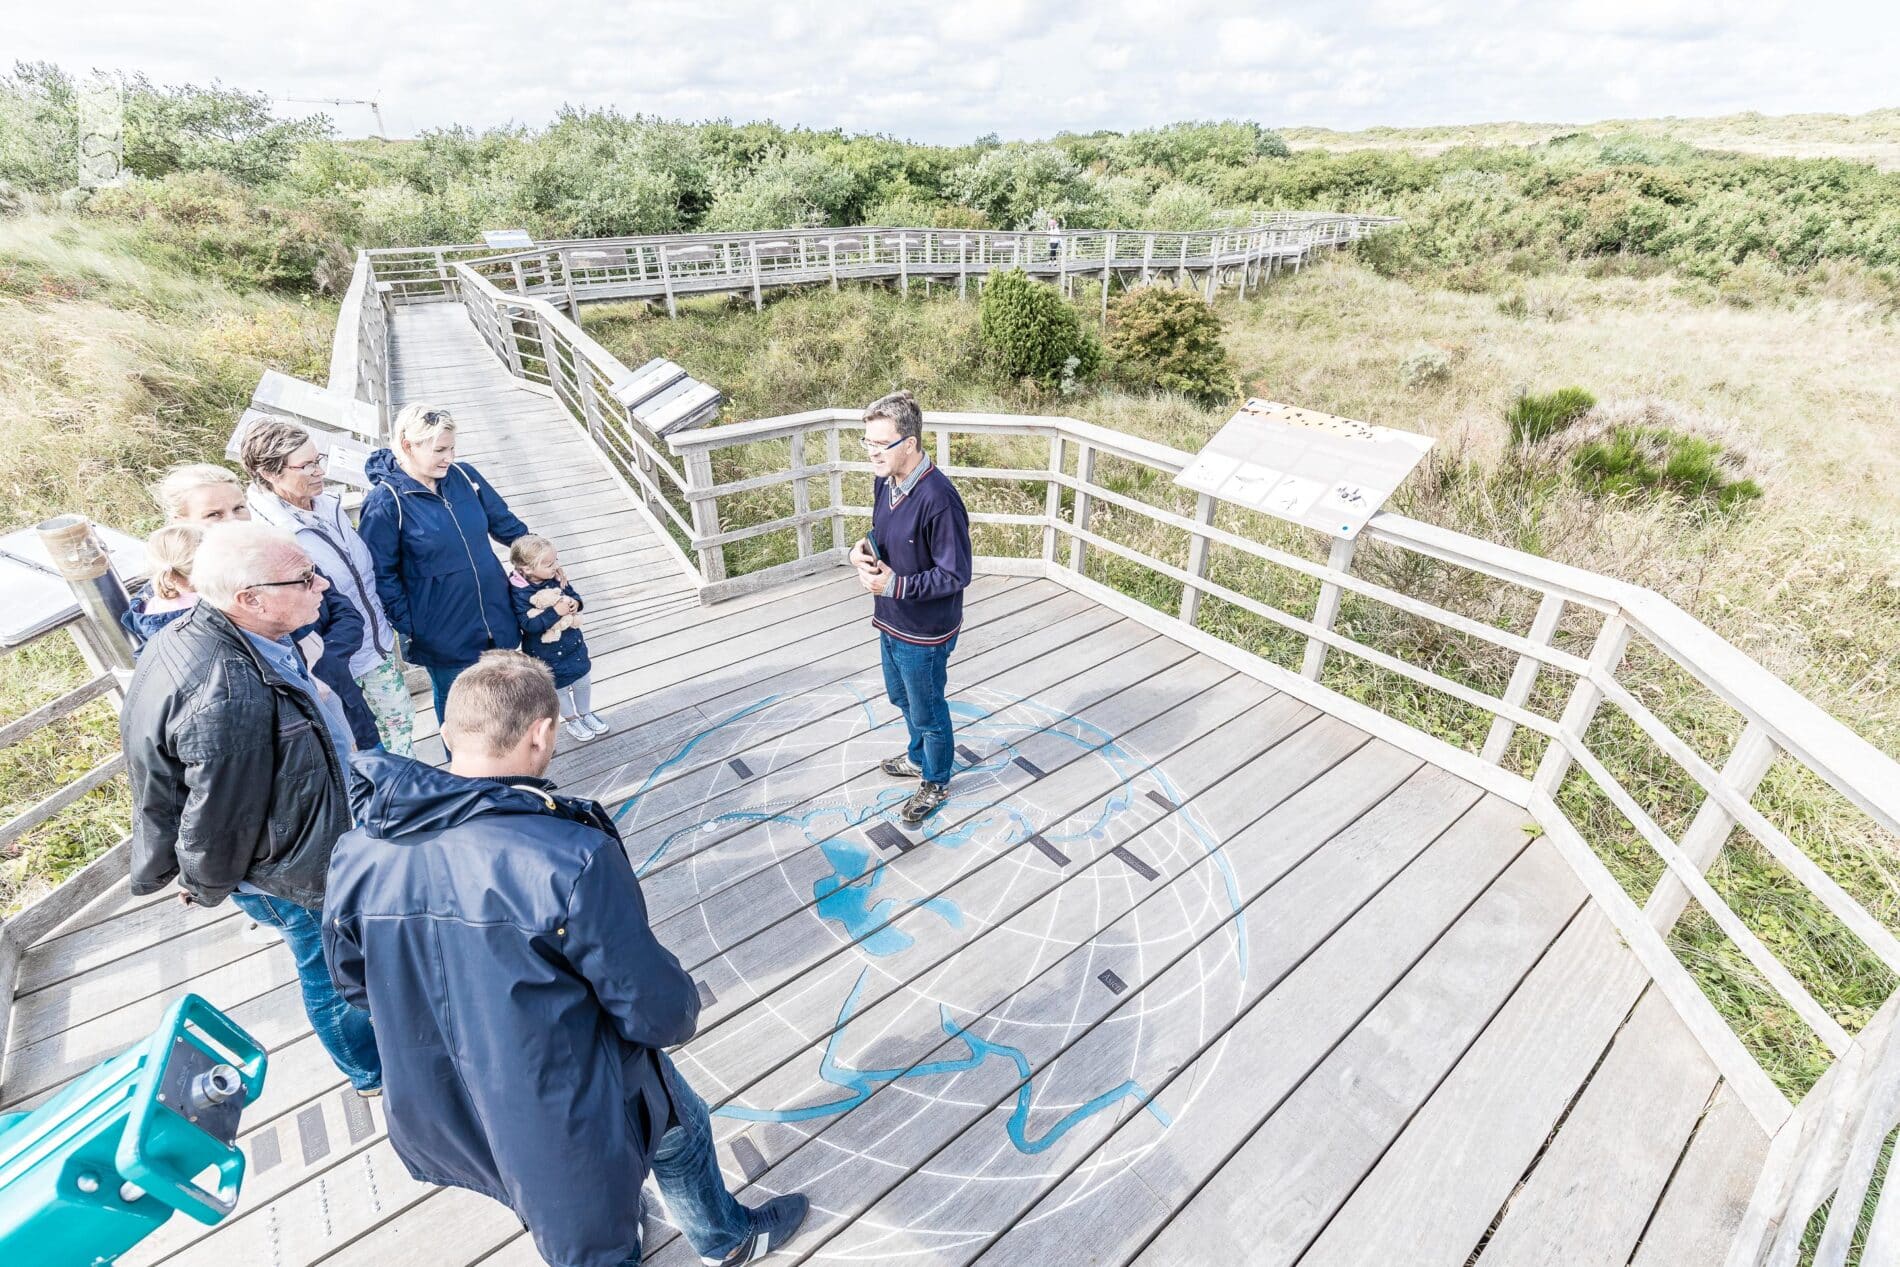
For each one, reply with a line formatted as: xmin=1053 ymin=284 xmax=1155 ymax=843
xmin=1 ymin=305 xmax=1768 ymax=1265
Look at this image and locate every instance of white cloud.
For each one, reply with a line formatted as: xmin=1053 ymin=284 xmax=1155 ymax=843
xmin=9 ymin=0 xmax=1896 ymax=143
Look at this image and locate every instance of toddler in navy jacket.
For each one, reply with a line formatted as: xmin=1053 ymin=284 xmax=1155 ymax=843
xmin=508 ymin=535 xmax=604 ymax=742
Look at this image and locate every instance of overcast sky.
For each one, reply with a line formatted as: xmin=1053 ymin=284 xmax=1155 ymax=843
xmin=15 ymin=0 xmax=1897 ymax=143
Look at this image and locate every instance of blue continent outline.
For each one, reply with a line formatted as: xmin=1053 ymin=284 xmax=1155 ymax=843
xmin=611 ymin=683 xmax=1245 ymax=1153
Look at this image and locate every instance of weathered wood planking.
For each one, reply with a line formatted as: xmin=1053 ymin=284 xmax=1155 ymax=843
xmin=1295 ymin=903 xmax=1651 ymax=1267
xmin=1476 ymin=987 xmax=1720 ymax=1266
xmin=968 ymin=794 xmax=1536 ymax=1266
xmin=1628 ymin=1087 xmax=1771 ymax=1266
xmin=1129 ymin=832 xmax=1582 ymax=1266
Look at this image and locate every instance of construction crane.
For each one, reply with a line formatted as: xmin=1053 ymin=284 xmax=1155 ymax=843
xmin=283 ymin=96 xmax=388 ymax=139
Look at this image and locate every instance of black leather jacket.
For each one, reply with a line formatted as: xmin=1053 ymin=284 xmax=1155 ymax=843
xmin=120 ymin=602 xmax=351 ymax=909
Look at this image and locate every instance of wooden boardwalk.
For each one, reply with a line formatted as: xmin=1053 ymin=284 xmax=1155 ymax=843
xmin=1 ymin=305 xmax=1768 ymax=1265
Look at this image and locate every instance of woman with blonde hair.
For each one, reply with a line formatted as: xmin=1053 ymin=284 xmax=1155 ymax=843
xmin=358 ymin=404 xmax=532 ymax=725
xmin=242 ymin=417 xmax=416 ymax=756
xmin=119 ymin=523 xmax=204 ymax=649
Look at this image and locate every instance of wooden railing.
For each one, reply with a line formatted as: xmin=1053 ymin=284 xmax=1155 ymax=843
xmin=660 ymin=406 xmax=1900 ymax=1266
xmin=366 ymin=215 xmax=1400 ymax=314
xmin=328 ymin=251 xmax=393 ymax=437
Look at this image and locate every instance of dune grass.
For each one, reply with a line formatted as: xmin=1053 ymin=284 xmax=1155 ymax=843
xmin=0 ymin=212 xmax=335 ymax=914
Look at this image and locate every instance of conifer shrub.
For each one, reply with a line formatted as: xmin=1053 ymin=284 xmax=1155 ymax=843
xmin=1104 ymin=284 xmax=1236 ymax=403
xmin=977 ymin=268 xmax=1100 ymax=389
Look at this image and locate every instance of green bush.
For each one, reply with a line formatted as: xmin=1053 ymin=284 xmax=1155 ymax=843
xmin=978 ymin=268 xmax=1101 ymax=389
xmin=1105 ymin=284 xmax=1235 ymax=403
xmin=1400 ymin=345 xmax=1452 ymax=388
xmin=1507 ymin=386 xmax=1597 ymax=445
xmin=89 ymin=172 xmax=350 ymax=292
xmin=1572 ymin=427 xmax=1764 ymax=510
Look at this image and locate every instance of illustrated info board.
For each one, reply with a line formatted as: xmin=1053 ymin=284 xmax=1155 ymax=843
xmin=1174 ymin=399 xmax=1434 ymax=540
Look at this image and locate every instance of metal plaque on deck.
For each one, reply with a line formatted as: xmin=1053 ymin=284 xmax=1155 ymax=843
xmin=1173 ymin=399 xmax=1433 ymax=540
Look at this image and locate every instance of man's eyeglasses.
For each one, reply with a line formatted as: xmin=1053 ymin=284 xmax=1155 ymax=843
xmin=859 ymin=434 xmax=909 ymax=454
xmin=245 ymin=567 xmax=320 ymax=593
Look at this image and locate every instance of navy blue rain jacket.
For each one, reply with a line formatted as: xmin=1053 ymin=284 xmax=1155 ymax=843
xmin=357 ymin=449 xmax=529 ymax=670
xmin=322 ymin=751 xmax=699 ymax=1267
xmin=509 ymin=573 xmax=591 ymax=689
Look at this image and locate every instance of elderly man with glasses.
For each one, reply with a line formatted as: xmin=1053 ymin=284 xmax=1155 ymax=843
xmin=847 ymin=390 xmax=974 ymax=825
xmin=120 ymin=520 xmax=382 ymax=1096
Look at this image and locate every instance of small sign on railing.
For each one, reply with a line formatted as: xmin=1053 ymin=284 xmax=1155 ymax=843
xmin=481 ymin=228 xmax=535 ymax=250
xmin=1174 ymin=399 xmax=1434 ymax=540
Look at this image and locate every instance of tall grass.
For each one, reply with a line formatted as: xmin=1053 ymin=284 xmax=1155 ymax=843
xmin=0 ymin=211 xmax=336 ymax=914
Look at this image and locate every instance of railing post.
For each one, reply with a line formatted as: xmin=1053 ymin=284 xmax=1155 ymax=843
xmin=576 ymin=359 xmax=605 ymax=447
xmin=1532 ymin=613 xmax=1633 ymax=796
xmin=1101 ymin=232 xmax=1114 ymax=326
xmin=499 ymin=305 xmax=525 ymax=377
xmin=1179 ymin=493 xmax=1216 ymax=627
xmin=1041 ymin=435 xmax=1064 ymax=565
xmin=510 ymin=258 xmax=527 ymax=294
xmin=1237 ymin=231 xmax=1251 ymax=301
xmin=825 ymin=426 xmax=846 ymax=550
xmin=1068 ymin=444 xmax=1095 ymax=575
xmin=828 ymin=240 xmax=839 ymax=291
xmin=37 ymin=516 xmax=137 ymax=676
xmin=658 ymin=244 xmax=677 ymax=318
xmin=750 ymin=242 xmax=763 ymax=312
xmin=1204 ymin=234 xmax=1219 ymax=301
xmin=1301 ymin=536 xmax=1357 ymax=679
xmin=1646 ymin=722 xmax=1779 ymax=934
xmin=898 ymin=234 xmax=909 ymax=298
xmin=958 ymin=236 xmax=968 ymax=300
xmin=560 ymin=250 xmax=580 ymax=320
xmin=1142 ymin=233 xmax=1154 ymax=284
xmin=1177 ymin=236 xmax=1188 ymax=287
xmin=681 ymin=447 xmax=727 ymax=585
xmin=1480 ymin=592 xmax=1566 ymax=764
xmin=790 ymin=428 xmax=814 ymax=559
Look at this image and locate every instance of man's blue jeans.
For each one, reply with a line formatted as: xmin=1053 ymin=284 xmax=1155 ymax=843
xmin=618 ymin=1054 xmax=753 ymax=1265
xmin=879 ymin=631 xmax=958 ymax=786
xmin=230 ymin=892 xmax=381 ymax=1092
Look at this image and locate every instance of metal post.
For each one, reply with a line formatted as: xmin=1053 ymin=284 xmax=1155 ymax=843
xmin=37 ymin=516 xmax=137 ymax=674
xmin=1180 ymin=494 xmax=1216 ymax=627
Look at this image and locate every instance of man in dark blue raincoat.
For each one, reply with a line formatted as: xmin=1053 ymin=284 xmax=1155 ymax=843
xmin=323 ymin=651 xmax=807 ymax=1267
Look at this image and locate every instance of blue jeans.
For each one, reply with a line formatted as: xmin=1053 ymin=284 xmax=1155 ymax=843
xmin=426 ymin=661 xmax=475 ymax=727
xmin=618 ymin=1055 xmax=752 ymax=1264
xmin=879 ymin=631 xmax=958 ymax=786
xmin=230 ymin=892 xmax=381 ymax=1092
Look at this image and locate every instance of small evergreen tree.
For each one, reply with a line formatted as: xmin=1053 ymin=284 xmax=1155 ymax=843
xmin=978 ymin=269 xmax=1100 ymax=388
xmin=1105 ymin=285 xmax=1236 ymax=403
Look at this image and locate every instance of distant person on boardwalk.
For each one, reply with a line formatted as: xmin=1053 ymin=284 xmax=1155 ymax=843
xmin=120 ymin=521 xmax=381 ymax=1095
xmin=508 ymin=533 xmax=606 ymax=743
xmin=324 ymin=651 xmax=808 ymax=1267
xmin=134 ymin=462 xmax=381 ymax=753
xmin=242 ymin=417 xmax=417 ymax=756
xmin=359 ymin=403 xmax=531 ymax=726
xmin=1047 ymin=212 xmax=1062 ymax=260
xmin=847 ymin=389 xmax=973 ymax=825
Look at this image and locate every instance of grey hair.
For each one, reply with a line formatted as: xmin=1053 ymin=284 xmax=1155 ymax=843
xmin=864 ymin=389 xmax=923 ymax=447
xmin=190 ymin=522 xmax=307 ymax=609
xmin=151 ymin=463 xmax=241 ymax=521
xmin=442 ymin=650 xmax=559 ymax=757
xmin=239 ymin=416 xmax=314 ymax=484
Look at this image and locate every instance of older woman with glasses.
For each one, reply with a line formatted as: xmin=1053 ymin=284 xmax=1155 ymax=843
xmin=243 ymin=419 xmax=417 ymax=756
xmin=359 ymin=404 xmax=532 ymax=728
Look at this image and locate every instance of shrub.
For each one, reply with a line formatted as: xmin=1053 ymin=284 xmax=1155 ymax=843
xmin=89 ymin=172 xmax=349 ymax=292
xmin=1507 ymin=386 xmax=1596 ymax=445
xmin=1399 ymin=345 xmax=1452 ymax=388
xmin=1538 ymin=397 xmax=1771 ymax=512
xmin=1571 ymin=429 xmax=1764 ymax=510
xmin=978 ymin=268 xmax=1100 ymax=388
xmin=1104 ymin=284 xmax=1234 ymax=403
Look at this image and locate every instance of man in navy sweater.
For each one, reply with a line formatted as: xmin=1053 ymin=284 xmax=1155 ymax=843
xmin=848 ymin=390 xmax=974 ymax=825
